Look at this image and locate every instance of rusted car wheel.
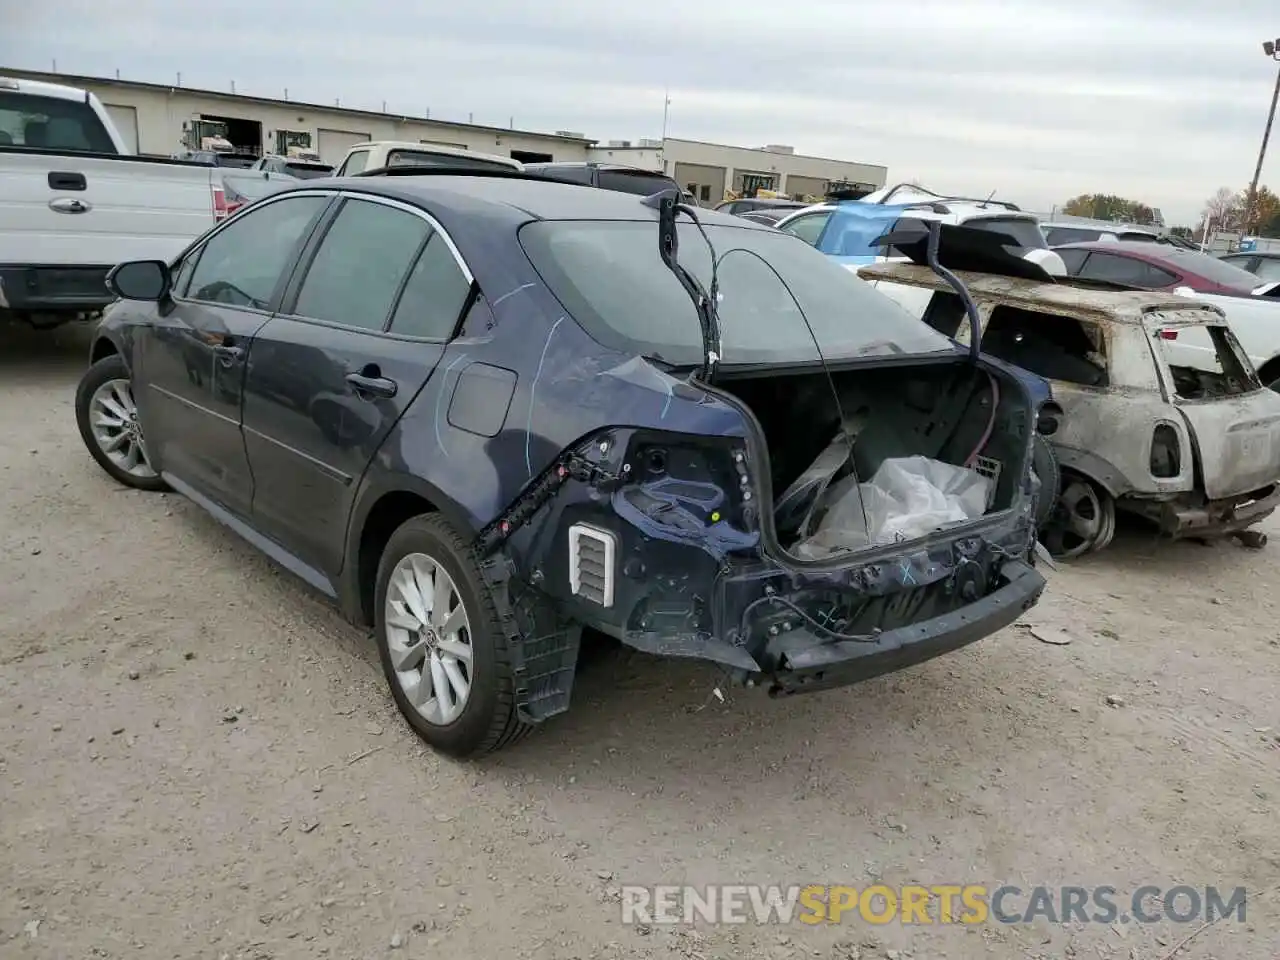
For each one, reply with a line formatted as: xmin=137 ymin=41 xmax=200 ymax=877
xmin=1043 ymin=473 xmax=1115 ymax=559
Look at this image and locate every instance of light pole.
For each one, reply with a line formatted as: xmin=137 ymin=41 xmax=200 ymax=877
xmin=1245 ymin=39 xmax=1280 ymax=232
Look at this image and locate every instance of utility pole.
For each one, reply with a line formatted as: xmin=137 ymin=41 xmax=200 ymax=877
xmin=1246 ymin=39 xmax=1280 ymax=232
xmin=660 ymin=88 xmax=671 ymax=174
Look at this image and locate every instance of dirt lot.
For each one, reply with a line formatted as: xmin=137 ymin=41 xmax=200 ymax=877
xmin=1 ymin=323 xmax=1278 ymax=960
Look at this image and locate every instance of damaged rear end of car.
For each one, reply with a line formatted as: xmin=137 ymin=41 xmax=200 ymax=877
xmin=482 ymin=196 xmax=1047 ymax=699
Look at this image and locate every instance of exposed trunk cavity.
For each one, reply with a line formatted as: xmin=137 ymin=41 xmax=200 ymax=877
xmin=715 ymin=358 xmax=1030 ymax=561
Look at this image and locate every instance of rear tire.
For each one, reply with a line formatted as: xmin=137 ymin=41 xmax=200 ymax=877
xmin=1030 ymin=434 xmax=1060 ymax=532
xmin=373 ymin=514 xmax=531 ymax=758
xmin=74 ymin=354 xmax=168 ymax=491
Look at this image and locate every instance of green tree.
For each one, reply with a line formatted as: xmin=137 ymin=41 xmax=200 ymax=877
xmin=1249 ymin=185 xmax=1280 ymax=236
xmin=1060 ymin=194 xmax=1156 ymax=224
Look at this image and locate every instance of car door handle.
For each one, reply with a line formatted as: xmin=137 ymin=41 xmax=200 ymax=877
xmin=346 ymin=372 xmax=398 ymax=399
xmin=213 ymin=345 xmax=243 ymax=366
xmin=48 ymin=171 xmax=87 ymax=191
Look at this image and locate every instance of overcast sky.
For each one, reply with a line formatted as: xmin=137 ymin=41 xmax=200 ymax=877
xmin=4 ymin=0 xmax=1278 ymax=223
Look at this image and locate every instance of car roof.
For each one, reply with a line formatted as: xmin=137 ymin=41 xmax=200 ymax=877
xmin=351 ymin=141 xmax=520 ymax=166
xmin=1053 ymin=239 xmax=1186 ymax=257
xmin=526 ymin=161 xmax=669 ymax=173
xmin=858 ymin=262 xmax=1223 ymax=325
xmin=297 ymin=173 xmax=764 ymax=226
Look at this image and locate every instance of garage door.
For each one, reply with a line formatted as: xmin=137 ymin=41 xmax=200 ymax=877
xmin=672 ymin=162 xmax=725 ymax=206
xmin=317 ymin=128 xmax=371 ymax=165
xmin=785 ymin=175 xmax=827 ymax=200
xmin=104 ymin=104 xmax=139 ymax=153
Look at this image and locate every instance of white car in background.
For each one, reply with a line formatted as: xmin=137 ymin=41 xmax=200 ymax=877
xmin=332 ymin=141 xmax=523 ymax=177
xmin=774 ymin=184 xmax=1066 ymax=316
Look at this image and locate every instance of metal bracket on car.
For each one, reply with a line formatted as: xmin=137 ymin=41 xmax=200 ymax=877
xmin=476 ymin=550 xmax=581 ymax=724
xmin=477 ymin=451 xmax=620 ymax=556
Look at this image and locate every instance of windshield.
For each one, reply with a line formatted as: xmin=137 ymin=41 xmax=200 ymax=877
xmin=519 ymin=219 xmax=954 ymax=365
xmin=221 ymin=173 xmax=286 ymax=201
xmin=1044 ymin=226 xmax=1102 ymax=245
xmin=964 ymin=216 xmax=1049 ymax=250
xmin=215 ymin=154 xmax=258 ymax=169
xmin=387 ymin=149 xmax=514 ymax=171
xmin=0 ymin=92 xmax=117 ymax=152
xmin=285 ymin=162 xmax=332 ymax=179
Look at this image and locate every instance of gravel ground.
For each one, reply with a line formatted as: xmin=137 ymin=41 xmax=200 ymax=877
xmin=2 ymin=323 xmax=1278 ymax=960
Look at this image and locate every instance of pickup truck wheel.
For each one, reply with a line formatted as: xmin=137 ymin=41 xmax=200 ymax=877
xmin=374 ymin=514 xmax=531 ymax=758
xmin=74 ymin=355 xmax=167 ymax=491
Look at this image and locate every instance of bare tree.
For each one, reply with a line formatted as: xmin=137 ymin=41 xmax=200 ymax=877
xmin=1198 ymin=187 xmax=1244 ymax=234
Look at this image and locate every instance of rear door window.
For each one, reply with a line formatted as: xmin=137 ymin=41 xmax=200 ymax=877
xmin=292 ymin=198 xmax=430 ymax=330
xmin=778 ymin=211 xmax=832 ymax=246
xmin=1057 ymin=249 xmax=1091 ymax=273
xmin=387 ymin=235 xmax=473 ymax=340
xmin=1077 ymin=252 xmax=1176 ymax=288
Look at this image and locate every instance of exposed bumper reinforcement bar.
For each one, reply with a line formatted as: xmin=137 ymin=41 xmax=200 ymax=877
xmin=763 ymin=559 xmax=1046 ymax=696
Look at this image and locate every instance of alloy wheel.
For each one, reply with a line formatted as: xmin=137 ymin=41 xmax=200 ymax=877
xmin=1043 ymin=477 xmax=1115 ymax=559
xmin=88 ymin=378 xmax=157 ymax=480
xmin=384 ymin=552 xmax=474 ymax=725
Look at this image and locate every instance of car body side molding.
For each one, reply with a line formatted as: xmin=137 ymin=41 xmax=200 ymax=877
xmin=163 ymin=471 xmax=338 ymax=598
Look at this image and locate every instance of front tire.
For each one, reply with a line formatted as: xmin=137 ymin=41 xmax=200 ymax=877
xmin=74 ymin=354 xmax=168 ymax=491
xmin=374 ymin=514 xmax=531 ymax=758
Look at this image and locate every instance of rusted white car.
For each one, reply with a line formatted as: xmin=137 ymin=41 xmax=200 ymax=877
xmin=858 ymin=261 xmax=1280 ymax=557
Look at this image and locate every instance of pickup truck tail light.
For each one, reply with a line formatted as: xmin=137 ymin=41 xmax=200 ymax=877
xmin=211 ymin=185 xmax=229 ymax=222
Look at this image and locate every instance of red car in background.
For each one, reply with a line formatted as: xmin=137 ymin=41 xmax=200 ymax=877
xmin=1053 ymin=240 xmax=1263 ymax=295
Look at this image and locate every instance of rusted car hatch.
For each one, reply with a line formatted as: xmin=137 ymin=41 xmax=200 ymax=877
xmin=1152 ymin=321 xmax=1259 ymax=400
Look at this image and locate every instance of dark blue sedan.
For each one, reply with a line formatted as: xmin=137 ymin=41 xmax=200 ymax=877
xmin=75 ymin=170 xmax=1046 ymax=757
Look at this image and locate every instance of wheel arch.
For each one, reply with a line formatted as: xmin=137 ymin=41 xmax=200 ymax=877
xmin=90 ymin=334 xmax=122 ymax=366
xmin=341 ymin=473 xmax=477 ymax=626
xmin=1255 ymin=353 xmax=1280 ymax=387
xmin=1050 ymin=446 xmax=1132 ymax=499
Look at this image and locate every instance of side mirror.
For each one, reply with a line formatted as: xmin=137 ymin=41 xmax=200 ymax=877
xmin=107 ymin=260 xmax=171 ymax=301
xmin=1173 ymin=286 xmax=1197 ymax=298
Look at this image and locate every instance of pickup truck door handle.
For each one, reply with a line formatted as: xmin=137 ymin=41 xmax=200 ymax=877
xmin=48 ymin=171 xmax=87 ymax=191
xmin=346 ymin=372 xmax=398 ymax=399
xmin=213 ymin=344 xmax=243 ymax=366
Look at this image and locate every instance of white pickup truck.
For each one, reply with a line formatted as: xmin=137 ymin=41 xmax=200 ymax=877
xmin=0 ymin=75 xmax=222 ymax=329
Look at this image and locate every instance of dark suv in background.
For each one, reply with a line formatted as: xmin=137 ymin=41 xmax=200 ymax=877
xmin=523 ymin=161 xmax=691 ymax=201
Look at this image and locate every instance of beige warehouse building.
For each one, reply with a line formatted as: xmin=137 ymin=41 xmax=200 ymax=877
xmin=587 ymin=138 xmax=886 ymax=204
xmin=3 ymin=68 xmax=886 ymax=201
